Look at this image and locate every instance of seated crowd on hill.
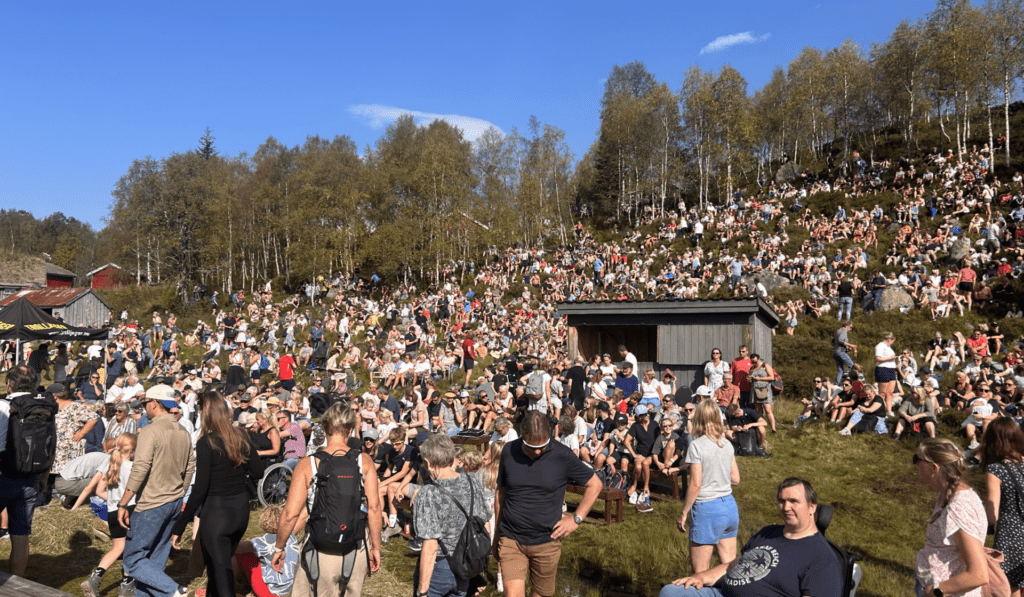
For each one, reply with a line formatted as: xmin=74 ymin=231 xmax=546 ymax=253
xmin=2 ymin=141 xmax=1024 ymax=596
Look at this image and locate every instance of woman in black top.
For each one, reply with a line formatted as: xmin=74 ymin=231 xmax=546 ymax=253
xmin=171 ymin=393 xmax=263 ymax=597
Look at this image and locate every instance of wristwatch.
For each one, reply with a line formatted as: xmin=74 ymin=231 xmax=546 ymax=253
xmin=273 ymin=546 xmax=286 ymax=554
xmin=932 ymin=587 xmax=943 ymax=597
xmin=415 ymin=590 xmax=428 ymax=597
xmin=573 ymin=514 xmax=582 ymax=524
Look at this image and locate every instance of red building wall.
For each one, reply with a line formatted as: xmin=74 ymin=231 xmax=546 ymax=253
xmin=46 ymin=276 xmax=73 ymax=288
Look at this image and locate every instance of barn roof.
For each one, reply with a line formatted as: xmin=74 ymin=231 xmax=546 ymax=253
xmin=86 ymin=263 xmax=121 ymax=277
xmin=0 ymin=287 xmax=111 ymax=311
xmin=44 ymin=262 xmax=77 ymax=278
xmin=556 ymin=297 xmax=780 ymax=325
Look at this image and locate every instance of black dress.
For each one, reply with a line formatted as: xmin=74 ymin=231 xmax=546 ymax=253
xmin=988 ymin=461 xmax=1024 ymax=588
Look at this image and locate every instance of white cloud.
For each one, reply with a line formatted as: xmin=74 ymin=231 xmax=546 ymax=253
xmin=699 ymin=32 xmax=771 ymax=54
xmin=347 ymin=104 xmax=502 ymax=143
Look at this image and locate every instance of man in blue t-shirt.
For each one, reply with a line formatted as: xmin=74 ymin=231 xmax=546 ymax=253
xmin=659 ymin=477 xmax=842 ymax=597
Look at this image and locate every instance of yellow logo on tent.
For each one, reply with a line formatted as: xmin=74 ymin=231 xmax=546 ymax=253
xmin=26 ymin=323 xmax=68 ymax=331
xmin=0 ymin=322 xmax=12 ymax=331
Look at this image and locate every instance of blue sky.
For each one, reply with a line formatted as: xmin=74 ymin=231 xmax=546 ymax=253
xmin=1 ymin=0 xmax=936 ymax=229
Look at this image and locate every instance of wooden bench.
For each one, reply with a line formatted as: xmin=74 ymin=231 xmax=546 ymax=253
xmin=648 ymin=469 xmax=685 ymax=502
xmin=0 ymin=571 xmax=74 ymax=597
xmin=451 ymin=434 xmax=489 ymax=448
xmin=566 ymin=484 xmax=625 ymax=525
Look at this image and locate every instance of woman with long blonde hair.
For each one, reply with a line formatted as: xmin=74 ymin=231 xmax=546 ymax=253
xmin=675 ymin=400 xmax=740 ymax=575
xmin=80 ymin=433 xmax=138 ymax=597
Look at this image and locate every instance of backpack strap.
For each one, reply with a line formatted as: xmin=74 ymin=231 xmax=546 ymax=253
xmin=431 ymin=474 xmax=475 ymax=557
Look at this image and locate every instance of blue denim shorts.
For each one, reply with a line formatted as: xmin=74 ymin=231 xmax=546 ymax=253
xmin=690 ymin=495 xmax=739 ymax=545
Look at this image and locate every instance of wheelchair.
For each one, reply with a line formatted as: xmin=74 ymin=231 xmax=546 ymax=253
xmin=256 ymin=457 xmax=295 ymax=507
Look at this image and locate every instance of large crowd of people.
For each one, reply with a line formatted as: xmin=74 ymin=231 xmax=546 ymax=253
xmin=1 ymin=141 xmax=1024 ymax=597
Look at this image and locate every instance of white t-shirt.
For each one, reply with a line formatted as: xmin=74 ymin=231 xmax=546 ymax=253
xmin=490 ymin=428 xmax=519 ymax=444
xmin=875 ymin=341 xmax=897 ymax=369
xmin=99 ymin=459 xmax=136 ymax=509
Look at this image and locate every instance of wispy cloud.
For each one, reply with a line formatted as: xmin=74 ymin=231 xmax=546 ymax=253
xmin=347 ymin=104 xmax=502 ymax=143
xmin=699 ymin=32 xmax=771 ymax=54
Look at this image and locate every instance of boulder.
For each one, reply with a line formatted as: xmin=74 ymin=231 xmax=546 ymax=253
xmin=885 ymin=222 xmax=900 ymax=235
xmin=325 ymin=287 xmax=341 ymax=301
xmin=877 ymin=287 xmax=914 ymax=312
xmin=775 ymin=162 xmax=800 ymax=185
xmin=946 ymin=239 xmax=971 ymax=265
xmin=740 ymin=271 xmax=792 ymax=293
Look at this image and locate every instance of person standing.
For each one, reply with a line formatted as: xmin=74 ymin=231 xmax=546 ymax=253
xmin=914 ymin=438 xmax=993 ymax=597
xmin=462 ymin=331 xmax=477 ymax=389
xmin=836 ymin=272 xmax=854 ymax=321
xmin=40 ymin=383 xmax=99 ymax=508
xmin=832 ymin=321 xmax=857 ymax=384
xmin=874 ymin=331 xmax=899 ymax=417
xmin=748 ymin=354 xmax=778 ymax=434
xmin=729 ymin=347 xmax=752 ymax=409
xmin=677 ymin=401 xmax=740 ymax=574
xmin=618 ymin=345 xmax=639 ymax=383
xmin=981 ymin=418 xmax=1024 ymax=597
xmin=278 ymin=350 xmax=296 ymax=391
xmin=412 ymin=434 xmax=492 ymax=597
xmin=273 ymin=404 xmax=382 ymax=597
xmin=171 ymin=394 xmax=264 ymax=597
xmin=493 ymin=411 xmax=602 ymax=597
xmin=703 ymin=349 xmax=728 ymax=396
xmin=0 ymin=365 xmax=47 ymax=575
xmin=564 ymin=357 xmax=588 ymax=412
xmin=117 ymin=384 xmax=196 ymax=597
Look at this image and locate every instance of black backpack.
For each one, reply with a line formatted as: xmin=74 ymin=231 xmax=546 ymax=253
xmin=306 ymin=449 xmax=366 ymax=555
xmin=3 ymin=392 xmax=59 ymax=477
xmin=434 ymin=477 xmax=491 ymax=579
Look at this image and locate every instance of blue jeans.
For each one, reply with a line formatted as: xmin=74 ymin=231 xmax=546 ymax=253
xmin=659 ymin=584 xmax=723 ymax=597
xmin=833 ymin=351 xmax=854 ymax=384
xmin=445 ymin=427 xmax=463 ymax=437
xmin=848 ymin=411 xmax=889 ymax=434
xmin=123 ymin=498 xmax=183 ymax=597
xmin=413 ymin=556 xmax=468 ymax=597
xmin=838 ymin=297 xmax=853 ymax=321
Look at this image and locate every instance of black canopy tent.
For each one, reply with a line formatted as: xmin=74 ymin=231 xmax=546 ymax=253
xmin=0 ymin=296 xmax=108 ymax=345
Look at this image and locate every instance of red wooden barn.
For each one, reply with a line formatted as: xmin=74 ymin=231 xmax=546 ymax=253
xmin=44 ymin=262 xmax=76 ymax=288
xmin=87 ymin=263 xmax=125 ymax=290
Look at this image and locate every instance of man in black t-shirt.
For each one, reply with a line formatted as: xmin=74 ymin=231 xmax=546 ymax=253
xmin=495 ymin=412 xmax=601 ymax=597
xmin=625 ymin=404 xmax=659 ymax=509
xmin=725 ymin=402 xmax=767 ymax=450
xmin=660 ymin=478 xmax=842 ymax=597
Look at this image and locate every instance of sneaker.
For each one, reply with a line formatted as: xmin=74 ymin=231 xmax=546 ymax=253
xmin=388 ymin=513 xmax=397 ymax=528
xmin=886 ymin=411 xmax=896 ymax=418
xmin=627 ymin=492 xmax=639 ymax=505
xmin=81 ymin=574 xmax=102 ymax=597
xmin=119 ymin=579 xmax=136 ymax=597
xmin=0 ymin=529 xmax=9 ymax=541
xmin=839 ymin=428 xmax=852 ymax=436
xmin=636 ymin=501 xmax=654 ymax=513
xmin=968 ymin=439 xmax=980 ymax=450
xmin=409 ymin=538 xmax=423 ymax=553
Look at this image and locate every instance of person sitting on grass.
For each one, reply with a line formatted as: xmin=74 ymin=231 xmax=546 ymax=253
xmin=724 ymin=402 xmax=768 ymax=455
xmin=659 ymin=477 xmax=842 ymax=597
xmin=839 ymin=383 xmax=888 ymax=436
xmin=830 ymin=377 xmax=859 ymax=424
xmin=893 ymin=386 xmax=937 ymax=440
xmin=233 ymin=505 xmax=302 ymax=597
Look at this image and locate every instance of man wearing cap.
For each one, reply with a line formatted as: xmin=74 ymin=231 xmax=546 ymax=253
xmin=233 ymin=389 xmax=258 ymax=422
xmin=713 ymin=375 xmax=739 ymax=410
xmin=625 ymin=404 xmax=659 ymax=509
xmin=436 ymin=391 xmax=464 ymax=437
xmin=119 ymin=384 xmax=196 ymax=597
xmin=493 ymin=412 xmax=602 ymax=597
xmin=618 ymin=345 xmax=639 ymax=382
xmin=40 ymin=383 xmax=99 ymax=508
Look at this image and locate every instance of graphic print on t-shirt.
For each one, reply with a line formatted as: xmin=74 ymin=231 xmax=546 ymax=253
xmin=725 ymin=545 xmax=780 ymax=586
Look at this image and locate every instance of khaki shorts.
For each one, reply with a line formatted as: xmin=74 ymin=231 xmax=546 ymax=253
xmin=497 ymin=536 xmax=561 ymax=597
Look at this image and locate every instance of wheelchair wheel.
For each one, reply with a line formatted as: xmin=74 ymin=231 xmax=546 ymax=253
xmin=258 ymin=462 xmax=293 ymax=507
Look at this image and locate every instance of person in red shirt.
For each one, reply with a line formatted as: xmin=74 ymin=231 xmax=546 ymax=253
xmin=461 ymin=331 xmax=477 ymax=387
xmin=278 ymin=351 xmax=296 ymax=390
xmin=730 ymin=345 xmax=752 ymax=409
xmin=956 ymin=264 xmax=976 ymax=311
xmin=965 ymin=329 xmax=989 ymax=358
